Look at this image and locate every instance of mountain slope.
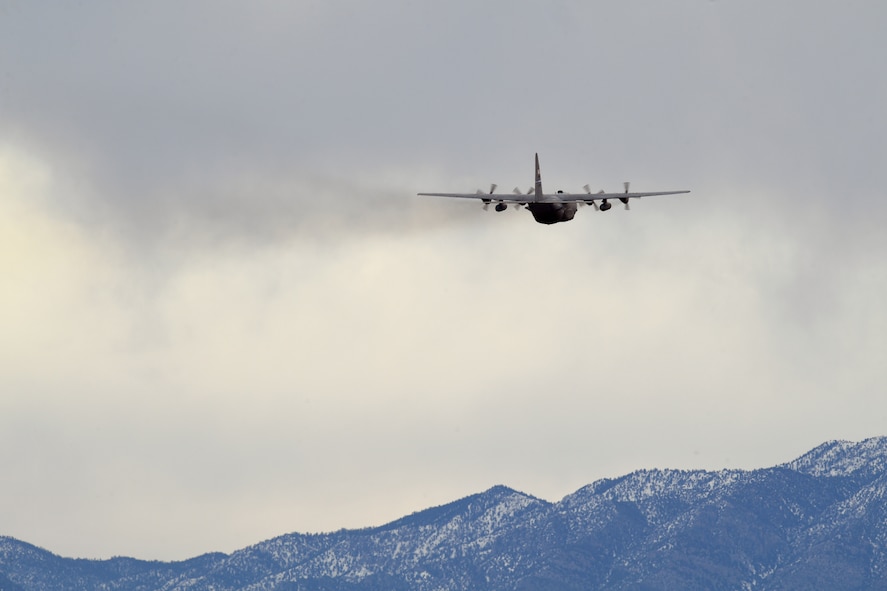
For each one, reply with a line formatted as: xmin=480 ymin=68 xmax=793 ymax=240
xmin=3 ymin=437 xmax=887 ymax=590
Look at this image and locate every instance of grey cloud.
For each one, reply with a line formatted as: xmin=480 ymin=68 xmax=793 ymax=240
xmin=3 ymin=0 xmax=883 ymax=248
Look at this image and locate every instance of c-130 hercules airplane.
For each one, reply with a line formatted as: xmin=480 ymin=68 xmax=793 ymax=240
xmin=419 ymin=153 xmax=689 ymax=225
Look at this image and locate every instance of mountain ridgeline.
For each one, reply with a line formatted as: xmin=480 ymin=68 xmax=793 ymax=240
xmin=3 ymin=438 xmax=887 ymax=590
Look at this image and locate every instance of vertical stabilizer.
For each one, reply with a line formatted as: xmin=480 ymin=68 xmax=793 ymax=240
xmin=534 ymin=153 xmax=543 ymax=201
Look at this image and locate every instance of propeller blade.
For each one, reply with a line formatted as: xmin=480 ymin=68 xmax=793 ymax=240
xmin=624 ymin=203 xmax=631 ymax=211
xmin=624 ymin=181 xmax=630 ymax=194
xmin=482 ymin=202 xmax=489 ymax=211
xmin=513 ymin=187 xmax=522 ymax=195
xmin=583 ymin=184 xmax=591 ymax=194
xmin=490 ymin=183 xmax=498 ymax=194
xmin=526 ymin=187 xmax=533 ymax=195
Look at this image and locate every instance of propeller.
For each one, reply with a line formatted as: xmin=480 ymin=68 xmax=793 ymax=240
xmin=622 ymin=181 xmax=631 ymax=210
xmin=511 ymin=188 xmax=527 ymax=210
xmin=478 ymin=184 xmax=497 ymax=210
xmin=582 ymin=184 xmax=600 ymax=211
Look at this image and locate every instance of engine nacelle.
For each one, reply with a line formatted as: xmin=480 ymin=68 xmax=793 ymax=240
xmin=599 ymin=200 xmax=612 ymax=212
xmin=495 ymin=203 xmax=507 ymax=212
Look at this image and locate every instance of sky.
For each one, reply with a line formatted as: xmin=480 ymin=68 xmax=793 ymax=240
xmin=1 ymin=0 xmax=885 ymax=561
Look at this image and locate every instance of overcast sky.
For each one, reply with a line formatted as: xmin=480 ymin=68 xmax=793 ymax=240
xmin=1 ymin=0 xmax=885 ymax=561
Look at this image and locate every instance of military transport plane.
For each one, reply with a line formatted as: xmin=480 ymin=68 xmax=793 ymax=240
xmin=418 ymin=153 xmax=689 ymax=225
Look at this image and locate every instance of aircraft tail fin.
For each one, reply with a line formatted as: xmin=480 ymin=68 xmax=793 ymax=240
xmin=534 ymin=153 xmax=543 ymax=201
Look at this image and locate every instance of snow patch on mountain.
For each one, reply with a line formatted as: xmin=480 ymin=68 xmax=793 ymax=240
xmin=784 ymin=436 xmax=887 ymax=478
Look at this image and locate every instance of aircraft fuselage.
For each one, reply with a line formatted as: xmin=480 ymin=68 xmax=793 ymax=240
xmin=527 ymin=201 xmax=577 ymax=225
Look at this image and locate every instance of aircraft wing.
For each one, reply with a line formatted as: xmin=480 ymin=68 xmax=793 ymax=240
xmin=417 ymin=192 xmax=531 ymax=202
xmin=549 ymin=190 xmax=690 ymax=203
xmin=418 ymin=191 xmax=689 ymax=202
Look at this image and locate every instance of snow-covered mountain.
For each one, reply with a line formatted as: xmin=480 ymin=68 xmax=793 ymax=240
xmin=3 ymin=437 xmax=887 ymax=590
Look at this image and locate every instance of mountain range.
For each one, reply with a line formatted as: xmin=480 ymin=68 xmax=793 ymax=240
xmin=3 ymin=437 xmax=887 ymax=590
